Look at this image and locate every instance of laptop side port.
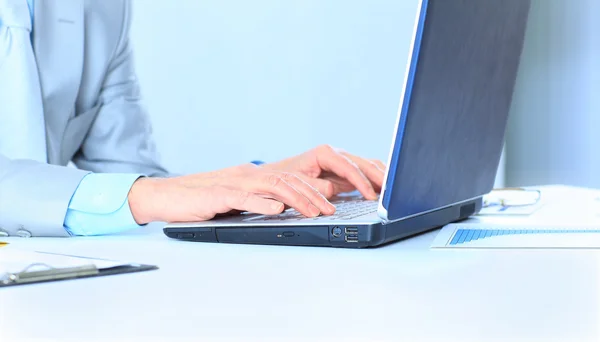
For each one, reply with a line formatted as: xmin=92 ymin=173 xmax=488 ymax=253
xmin=345 ymin=234 xmax=359 ymax=243
xmin=345 ymin=227 xmax=359 ymax=234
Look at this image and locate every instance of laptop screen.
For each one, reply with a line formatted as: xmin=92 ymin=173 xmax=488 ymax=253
xmin=382 ymin=0 xmax=531 ymax=220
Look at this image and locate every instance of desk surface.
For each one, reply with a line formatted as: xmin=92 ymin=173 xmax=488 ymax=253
xmin=2 ymin=188 xmax=600 ymax=342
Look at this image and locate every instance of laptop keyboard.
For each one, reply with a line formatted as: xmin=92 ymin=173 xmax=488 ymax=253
xmin=243 ymin=198 xmax=379 ymax=222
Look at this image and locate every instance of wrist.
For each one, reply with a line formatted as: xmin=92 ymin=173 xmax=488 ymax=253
xmin=128 ymin=177 xmax=164 ymax=224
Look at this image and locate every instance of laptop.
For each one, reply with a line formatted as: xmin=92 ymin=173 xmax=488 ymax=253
xmin=164 ymin=0 xmax=532 ymax=248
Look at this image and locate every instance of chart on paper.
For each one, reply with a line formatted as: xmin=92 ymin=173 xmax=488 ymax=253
xmin=431 ymin=224 xmax=600 ymax=249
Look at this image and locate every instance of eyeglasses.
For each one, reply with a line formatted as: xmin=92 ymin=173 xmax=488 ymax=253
xmin=482 ymin=188 xmax=541 ymax=208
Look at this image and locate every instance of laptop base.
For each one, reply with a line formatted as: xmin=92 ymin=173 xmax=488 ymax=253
xmin=163 ymin=198 xmax=482 ymax=248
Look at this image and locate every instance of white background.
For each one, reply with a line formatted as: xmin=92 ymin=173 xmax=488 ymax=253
xmin=506 ymin=0 xmax=600 ymax=188
xmin=128 ymin=0 xmax=583 ymax=188
xmin=130 ymin=0 xmax=415 ymax=174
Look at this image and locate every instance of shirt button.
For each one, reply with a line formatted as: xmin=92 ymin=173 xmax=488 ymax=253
xmin=16 ymin=229 xmax=32 ymax=238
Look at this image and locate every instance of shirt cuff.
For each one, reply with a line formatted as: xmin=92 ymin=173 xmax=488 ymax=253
xmin=64 ymin=173 xmax=143 ymax=236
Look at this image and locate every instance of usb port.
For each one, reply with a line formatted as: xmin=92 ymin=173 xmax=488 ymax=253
xmin=345 ymin=234 xmax=359 ymax=243
xmin=345 ymin=227 xmax=359 ymax=234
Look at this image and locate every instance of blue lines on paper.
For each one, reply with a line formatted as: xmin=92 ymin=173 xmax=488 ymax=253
xmin=449 ymin=228 xmax=600 ymax=246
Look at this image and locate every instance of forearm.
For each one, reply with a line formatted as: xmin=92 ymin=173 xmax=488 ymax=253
xmin=0 ymin=155 xmax=89 ymax=237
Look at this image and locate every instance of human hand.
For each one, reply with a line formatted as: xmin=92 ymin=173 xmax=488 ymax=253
xmin=261 ymin=145 xmax=386 ymax=200
xmin=127 ymin=145 xmax=385 ymax=224
xmin=127 ymin=163 xmax=337 ymax=224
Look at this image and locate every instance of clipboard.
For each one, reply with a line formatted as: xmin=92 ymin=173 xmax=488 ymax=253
xmin=0 ymin=250 xmax=158 ymax=288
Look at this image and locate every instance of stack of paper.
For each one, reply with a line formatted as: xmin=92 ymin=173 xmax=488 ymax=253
xmin=432 ymin=186 xmax=600 ymax=249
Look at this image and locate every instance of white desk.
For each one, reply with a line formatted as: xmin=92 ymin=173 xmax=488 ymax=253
xmin=2 ymin=190 xmax=600 ymax=341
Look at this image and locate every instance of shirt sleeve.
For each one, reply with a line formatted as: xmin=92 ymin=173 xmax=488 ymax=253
xmin=63 ymin=173 xmax=143 ymax=236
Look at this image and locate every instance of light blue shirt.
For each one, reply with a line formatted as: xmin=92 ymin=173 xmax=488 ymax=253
xmin=25 ymin=0 xmax=142 ymax=236
xmin=64 ymin=173 xmax=142 ymax=236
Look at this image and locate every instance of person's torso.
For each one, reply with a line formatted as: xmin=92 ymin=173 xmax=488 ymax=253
xmin=1 ymin=0 xmax=128 ymax=165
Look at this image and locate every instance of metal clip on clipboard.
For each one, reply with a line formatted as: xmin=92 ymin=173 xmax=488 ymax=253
xmin=0 ymin=251 xmax=158 ymax=287
xmin=0 ymin=263 xmax=99 ymax=285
